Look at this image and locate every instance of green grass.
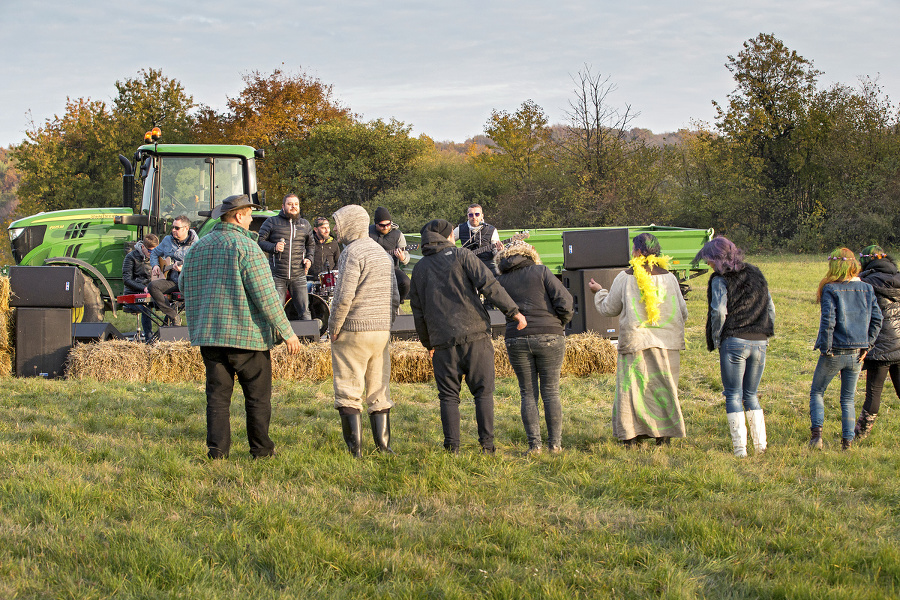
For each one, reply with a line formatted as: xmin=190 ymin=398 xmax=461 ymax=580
xmin=2 ymin=254 xmax=900 ymax=598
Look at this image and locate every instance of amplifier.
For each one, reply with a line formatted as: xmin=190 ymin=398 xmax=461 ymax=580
xmin=561 ymin=268 xmax=626 ymax=338
xmin=391 ymin=314 xmax=418 ymax=341
xmin=15 ymin=308 xmax=73 ymax=378
xmin=9 ymin=266 xmax=84 ymax=308
xmin=562 ymin=228 xmax=630 ymax=270
xmin=73 ymin=323 xmax=124 ymax=343
xmin=158 ymin=326 xmax=190 ymax=342
xmin=289 ymin=320 xmax=320 ymax=342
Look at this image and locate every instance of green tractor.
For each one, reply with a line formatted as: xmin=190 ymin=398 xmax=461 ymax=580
xmin=7 ymin=129 xmax=272 ymax=322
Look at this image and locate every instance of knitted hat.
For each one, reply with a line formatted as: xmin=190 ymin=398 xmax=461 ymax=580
xmin=373 ymin=206 xmax=392 ymax=224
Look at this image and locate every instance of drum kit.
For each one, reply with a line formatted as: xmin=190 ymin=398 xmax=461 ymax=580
xmin=285 ymin=269 xmax=339 ymax=336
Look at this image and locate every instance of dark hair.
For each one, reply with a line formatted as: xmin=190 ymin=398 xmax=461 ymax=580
xmin=694 ymin=236 xmax=745 ymax=274
xmin=174 ymin=215 xmax=191 ymax=226
xmin=632 ymin=233 xmax=661 ymax=257
xmin=314 ymin=217 xmax=330 ymax=227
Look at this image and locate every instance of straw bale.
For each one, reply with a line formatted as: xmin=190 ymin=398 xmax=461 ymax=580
xmin=271 ymin=340 xmax=333 ymax=381
xmin=147 ymin=341 xmax=204 ymax=383
xmin=390 ymin=340 xmax=433 ymax=383
xmin=67 ymin=339 xmax=151 ymax=381
xmin=0 ymin=349 xmax=11 ymax=378
xmin=492 ymin=337 xmax=514 ymax=378
xmin=562 ymin=332 xmax=617 ymax=376
xmin=0 ymin=275 xmax=9 ymax=312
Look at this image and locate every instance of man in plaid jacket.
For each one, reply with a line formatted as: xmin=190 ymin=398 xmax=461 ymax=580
xmin=180 ymin=194 xmax=301 ymax=459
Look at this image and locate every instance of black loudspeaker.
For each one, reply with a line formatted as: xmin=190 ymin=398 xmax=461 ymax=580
xmin=562 ymin=229 xmax=630 ymax=270
xmin=73 ymin=323 xmax=124 ymax=343
xmin=390 ymin=314 xmax=418 ymax=341
xmin=487 ymin=309 xmax=507 ymax=338
xmin=9 ymin=266 xmax=84 ymax=308
xmin=561 ymin=268 xmax=626 ymax=338
xmin=158 ymin=326 xmax=191 ymax=342
xmin=289 ymin=320 xmax=320 ymax=342
xmin=15 ymin=308 xmax=73 ymax=378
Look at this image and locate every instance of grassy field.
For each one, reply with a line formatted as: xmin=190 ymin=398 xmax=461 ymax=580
xmin=2 ymin=254 xmax=899 ymax=599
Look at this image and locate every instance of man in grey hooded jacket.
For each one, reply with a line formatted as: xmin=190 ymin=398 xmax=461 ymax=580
xmin=329 ymin=204 xmax=400 ymax=456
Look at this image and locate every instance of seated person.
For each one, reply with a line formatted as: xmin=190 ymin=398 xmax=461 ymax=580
xmin=122 ymin=234 xmax=160 ymax=340
xmin=147 ymin=215 xmax=198 ymax=326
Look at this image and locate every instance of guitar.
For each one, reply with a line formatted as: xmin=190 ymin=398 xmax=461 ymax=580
xmin=463 ymin=231 xmax=530 ymax=256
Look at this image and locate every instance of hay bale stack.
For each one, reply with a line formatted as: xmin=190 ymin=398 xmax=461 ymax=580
xmin=492 ymin=337 xmax=514 ymax=378
xmin=390 ymin=340 xmax=433 ymax=383
xmin=0 ymin=276 xmax=13 ymax=377
xmin=562 ymin=332 xmax=617 ymax=376
xmin=148 ymin=341 xmax=204 ymax=383
xmin=67 ymin=339 xmax=151 ymax=381
xmin=271 ymin=341 xmax=333 ymax=381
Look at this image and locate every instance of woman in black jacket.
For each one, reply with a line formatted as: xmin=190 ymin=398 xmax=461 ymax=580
xmin=496 ymin=243 xmax=574 ymax=455
xmin=856 ymin=244 xmax=900 ymax=438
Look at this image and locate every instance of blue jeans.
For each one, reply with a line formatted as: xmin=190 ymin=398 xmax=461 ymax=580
xmin=274 ymin=277 xmax=310 ymax=321
xmin=809 ymin=351 xmax=862 ymax=439
xmin=719 ymin=337 xmax=767 ymax=414
xmin=505 ymin=334 xmax=565 ymax=448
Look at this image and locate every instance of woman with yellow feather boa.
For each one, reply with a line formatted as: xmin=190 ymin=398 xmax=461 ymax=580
xmin=589 ymin=233 xmax=689 ymax=446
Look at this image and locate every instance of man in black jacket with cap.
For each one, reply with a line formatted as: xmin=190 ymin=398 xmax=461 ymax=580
xmin=409 ymin=219 xmax=526 ymax=454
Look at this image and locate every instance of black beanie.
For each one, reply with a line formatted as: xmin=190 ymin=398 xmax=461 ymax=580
xmin=421 ymin=219 xmax=453 ymax=239
xmin=374 ymin=206 xmax=392 ymax=224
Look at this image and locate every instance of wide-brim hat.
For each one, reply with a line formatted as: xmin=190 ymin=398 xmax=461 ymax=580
xmin=212 ymin=194 xmax=261 ymax=219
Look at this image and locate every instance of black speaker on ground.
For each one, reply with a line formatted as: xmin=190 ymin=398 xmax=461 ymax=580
xmin=561 ymin=268 xmax=626 ymax=338
xmin=487 ymin=309 xmax=508 ymax=338
xmin=73 ymin=322 xmax=124 ymax=343
xmin=390 ymin=314 xmax=418 ymax=341
xmin=158 ymin=326 xmax=190 ymax=342
xmin=562 ymin=228 xmax=630 ymax=270
xmin=15 ymin=308 xmax=73 ymax=378
xmin=9 ymin=266 xmax=84 ymax=308
xmin=289 ymin=320 xmax=320 ymax=342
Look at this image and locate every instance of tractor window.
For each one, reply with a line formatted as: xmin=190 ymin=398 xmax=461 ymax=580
xmin=214 ymin=158 xmax=245 ymax=201
xmin=158 ymin=157 xmax=211 ymax=231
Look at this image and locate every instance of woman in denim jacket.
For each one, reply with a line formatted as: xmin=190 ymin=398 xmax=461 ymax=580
xmin=696 ymin=237 xmax=775 ymax=458
xmin=809 ymin=248 xmax=882 ymax=450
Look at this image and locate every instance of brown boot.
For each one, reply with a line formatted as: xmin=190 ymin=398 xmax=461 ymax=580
xmin=854 ymin=408 xmax=878 ymax=440
xmin=809 ymin=427 xmax=823 ymax=450
xmin=842 ymin=438 xmax=853 ymax=451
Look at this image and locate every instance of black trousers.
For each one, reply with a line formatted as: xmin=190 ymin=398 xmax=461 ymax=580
xmin=432 ymin=337 xmax=496 ymax=451
xmin=395 ymin=268 xmax=411 ymax=303
xmin=201 ymin=346 xmax=274 ymax=458
xmin=147 ymin=279 xmax=179 ymax=322
xmin=863 ymin=362 xmax=900 ymax=414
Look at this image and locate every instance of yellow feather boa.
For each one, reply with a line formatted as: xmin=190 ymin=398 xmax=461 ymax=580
xmin=629 ymin=254 xmax=672 ymax=326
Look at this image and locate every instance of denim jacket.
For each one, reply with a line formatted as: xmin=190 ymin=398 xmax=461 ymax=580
xmin=814 ymin=279 xmax=883 ymax=354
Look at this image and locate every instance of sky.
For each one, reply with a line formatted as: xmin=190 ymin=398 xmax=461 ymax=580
xmin=1 ymin=0 xmax=899 ymax=148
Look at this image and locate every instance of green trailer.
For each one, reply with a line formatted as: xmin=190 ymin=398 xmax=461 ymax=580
xmin=405 ymin=224 xmax=714 ymax=291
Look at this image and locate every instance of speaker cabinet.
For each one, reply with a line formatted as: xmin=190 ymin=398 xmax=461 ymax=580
xmin=158 ymin=326 xmax=191 ymax=342
xmin=9 ymin=266 xmax=84 ymax=308
xmin=390 ymin=314 xmax=418 ymax=341
xmin=289 ymin=320 xmax=321 ymax=342
xmin=562 ymin=229 xmax=630 ymax=270
xmin=561 ymin=268 xmax=626 ymax=338
xmin=15 ymin=308 xmax=73 ymax=378
xmin=73 ymin=323 xmax=124 ymax=343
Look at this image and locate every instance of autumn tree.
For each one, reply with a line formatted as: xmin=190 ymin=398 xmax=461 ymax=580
xmin=221 ymin=69 xmax=351 ymax=200
xmin=13 ymin=98 xmax=121 ymax=215
xmin=112 ymin=68 xmax=196 ymax=146
xmin=280 ymin=118 xmax=431 ymax=218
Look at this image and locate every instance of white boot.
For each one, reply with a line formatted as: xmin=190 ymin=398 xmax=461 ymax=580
xmin=746 ymin=409 xmax=767 ymax=454
xmin=727 ymin=412 xmax=748 ymax=458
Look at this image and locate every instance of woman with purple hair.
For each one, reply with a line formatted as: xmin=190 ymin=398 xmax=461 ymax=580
xmin=695 ymin=237 xmax=775 ymax=457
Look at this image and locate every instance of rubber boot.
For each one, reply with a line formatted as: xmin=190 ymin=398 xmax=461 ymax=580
xmin=746 ymin=409 xmax=767 ymax=454
xmin=369 ymin=411 xmax=394 ymax=453
xmin=727 ymin=412 xmax=748 ymax=457
xmin=809 ymin=426 xmax=823 ymax=450
xmin=340 ymin=413 xmax=362 ymax=458
xmin=854 ymin=408 xmax=878 ymax=440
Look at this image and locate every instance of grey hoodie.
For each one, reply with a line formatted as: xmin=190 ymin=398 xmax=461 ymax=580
xmin=328 ymin=205 xmax=399 ymax=336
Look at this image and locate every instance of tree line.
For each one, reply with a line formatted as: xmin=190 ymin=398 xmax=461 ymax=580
xmin=3 ymin=32 xmax=900 ymax=255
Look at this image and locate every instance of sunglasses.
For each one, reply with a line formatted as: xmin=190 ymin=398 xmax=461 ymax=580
xmin=172 ymin=225 xmax=187 ymax=230
xmin=376 ymin=222 xmax=392 ymax=228
xmin=467 ymin=212 xmax=481 ymax=217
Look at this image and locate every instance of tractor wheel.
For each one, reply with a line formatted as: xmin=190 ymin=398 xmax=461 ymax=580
xmin=79 ymin=273 xmax=105 ymax=323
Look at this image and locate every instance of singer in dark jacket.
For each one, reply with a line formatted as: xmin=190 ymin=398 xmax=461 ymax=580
xmin=496 ymin=242 xmax=573 ymax=455
xmin=257 ymin=193 xmax=316 ymax=320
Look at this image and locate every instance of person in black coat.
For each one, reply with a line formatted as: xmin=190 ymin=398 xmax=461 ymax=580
xmin=856 ymin=244 xmax=900 ymax=438
xmin=496 ymin=242 xmax=573 ymax=455
xmin=257 ymin=194 xmax=316 ymax=320
xmin=122 ymin=234 xmax=159 ymax=341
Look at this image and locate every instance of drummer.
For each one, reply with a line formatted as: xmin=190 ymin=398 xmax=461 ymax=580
xmin=309 ymin=216 xmax=341 ymax=279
